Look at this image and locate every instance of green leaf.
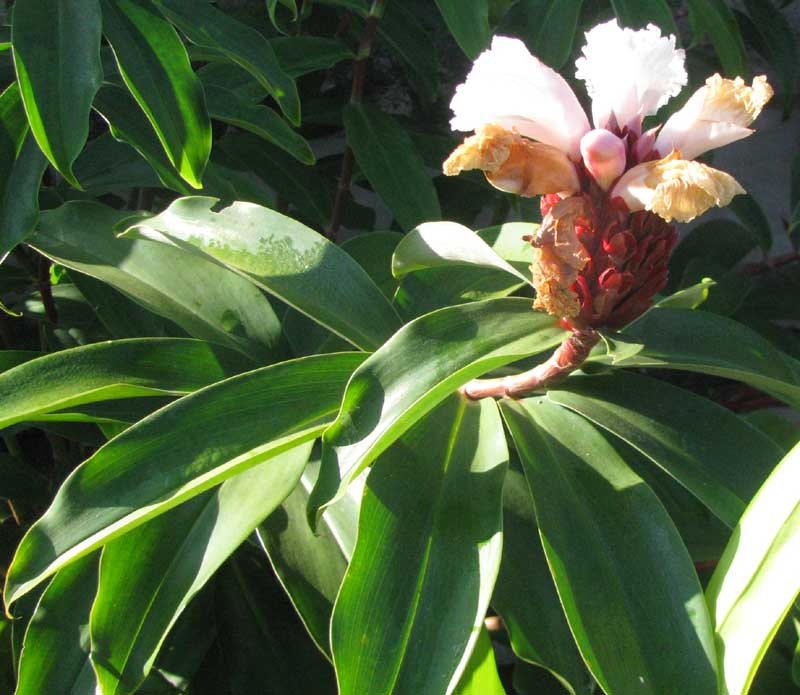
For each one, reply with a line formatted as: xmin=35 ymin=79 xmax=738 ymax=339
xmin=687 ymin=0 xmax=747 ymax=77
xmin=30 ymin=201 xmax=284 ymax=361
xmin=0 ymin=82 xmax=30 ymax=195
xmin=331 ymin=396 xmax=508 ymax=695
xmin=90 ymin=442 xmax=313 ymax=695
xmin=0 ymin=132 xmax=47 ymax=262
xmin=602 ymin=308 xmax=800 ymax=409
xmin=377 ymin=3 xmax=439 ymax=102
xmin=0 ymin=338 xmax=244 ymax=431
xmin=14 ymin=554 xmax=98 ymax=695
xmin=203 ymin=84 xmax=313 ymax=164
xmin=4 ymin=352 xmax=365 ymax=607
xmin=743 ymin=410 xmax=800 ymax=453
xmin=433 ymin=0 xmax=491 ymax=58
xmin=315 ymin=0 xmax=368 ymax=15
xmin=93 ymin=83 xmax=191 ymax=194
xmin=257 ymin=457 xmax=360 ymax=656
xmin=214 ymin=552 xmax=337 ymax=695
xmin=501 ymin=398 xmax=718 ymax=695
xmin=341 ymin=232 xmax=403 ymax=299
xmin=0 ymin=350 xmax=39 ymax=373
xmin=270 ymin=36 xmax=353 ymax=78
xmin=311 ymin=298 xmax=565 ymax=519
xmin=11 ymin=0 xmax=102 ymax=187
xmin=707 ymin=441 xmax=800 ymax=695
xmin=451 ymin=628 xmax=506 ymax=695
xmin=499 ymin=0 xmax=584 ymax=69
xmin=392 ymin=221 xmax=531 ymax=285
xmin=125 ymin=196 xmax=401 ymax=351
xmin=610 ymin=0 xmax=679 ymax=36
xmin=266 ymin=0 xmax=298 ymax=34
xmin=492 ymin=469 xmax=590 ymax=694
xmin=729 ymin=194 xmax=772 ymax=253
xmin=101 ymin=0 xmax=211 ymax=188
xmin=549 ymin=370 xmax=783 ymax=527
xmin=344 ymin=103 xmax=441 ymax=231
xmin=154 ymin=0 xmax=300 ymax=125
xmin=655 ymin=278 xmax=716 ymax=310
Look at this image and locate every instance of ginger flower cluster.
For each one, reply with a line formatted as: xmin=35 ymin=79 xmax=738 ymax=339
xmin=444 ymin=20 xmax=773 ymax=329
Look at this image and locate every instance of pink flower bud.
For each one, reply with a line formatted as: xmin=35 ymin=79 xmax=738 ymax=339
xmin=580 ymin=129 xmax=627 ymax=190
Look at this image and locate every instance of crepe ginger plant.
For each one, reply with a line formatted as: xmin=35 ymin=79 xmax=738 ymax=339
xmin=1 ymin=3 xmax=800 ymax=695
xmin=445 ymin=19 xmax=773 ymax=398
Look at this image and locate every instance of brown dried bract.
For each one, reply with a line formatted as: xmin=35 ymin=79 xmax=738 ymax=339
xmin=530 ymin=196 xmax=591 ymax=318
xmin=443 ymin=124 xmax=579 ymax=197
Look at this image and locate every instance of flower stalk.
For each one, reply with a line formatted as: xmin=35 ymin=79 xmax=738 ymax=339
xmin=460 ymin=327 xmax=600 ymax=399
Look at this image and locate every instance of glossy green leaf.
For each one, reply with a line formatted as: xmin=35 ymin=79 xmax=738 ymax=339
xmin=0 ymin=132 xmax=47 ymax=262
xmin=72 ymin=132 xmax=163 ymax=194
xmin=0 ymin=350 xmax=39 ymax=373
xmin=434 ymin=0 xmax=491 ymax=58
xmin=154 ymin=0 xmax=300 ymax=125
xmin=451 ymin=628 xmax=505 ymax=695
xmin=600 ymin=308 xmax=800 ymax=409
xmin=392 ymin=221 xmax=531 ymax=285
xmin=549 ymin=370 xmax=782 ymax=527
xmin=30 ymin=201 xmax=283 ymax=361
xmin=14 ymin=554 xmax=98 ymax=695
xmin=743 ymin=410 xmax=800 ymax=453
xmin=257 ymin=457 xmax=360 ymax=655
xmin=0 ymin=338 xmax=244 ymax=431
xmin=125 ymin=196 xmax=401 ymax=351
xmin=11 ymin=0 xmax=102 ymax=186
xmin=344 ymin=103 xmax=441 ymax=231
xmin=492 ymin=469 xmax=590 ymax=695
xmin=214 ymin=552 xmax=337 ymax=695
xmin=101 ymin=0 xmax=211 ymax=188
xmin=341 ymin=232 xmax=403 ymax=299
xmin=271 ymin=36 xmax=353 ymax=78
xmin=501 ymin=398 xmax=718 ymax=695
xmin=707 ymin=441 xmax=800 ymax=695
xmin=4 ymin=352 xmax=365 ymax=607
xmin=331 ymin=396 xmax=507 ymax=695
xmin=266 ymin=0 xmax=297 ymax=34
xmin=655 ymin=278 xmax=715 ymax=309
xmin=92 ymin=83 xmax=190 ymax=194
xmin=312 ymin=298 xmax=564 ymax=519
xmin=203 ymin=84 xmax=313 ymax=164
xmin=729 ymin=194 xmax=772 ymax=252
xmin=499 ymin=0 xmax=584 ymax=69
xmin=0 ymin=82 xmax=29 ymax=195
xmin=90 ymin=442 xmax=313 ymax=695
xmin=610 ymin=0 xmax=678 ymax=36
xmin=687 ymin=0 xmax=747 ymax=77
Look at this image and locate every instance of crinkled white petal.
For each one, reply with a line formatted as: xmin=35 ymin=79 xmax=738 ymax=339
xmin=656 ymin=74 xmax=773 ymax=159
xmin=575 ymin=20 xmax=687 ymax=130
xmin=450 ymin=36 xmax=590 ymax=159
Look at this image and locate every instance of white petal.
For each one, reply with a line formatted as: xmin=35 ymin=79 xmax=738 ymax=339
xmin=575 ymin=20 xmax=687 ymax=131
xmin=450 ymin=36 xmax=590 ymax=159
xmin=656 ymin=74 xmax=773 ymax=159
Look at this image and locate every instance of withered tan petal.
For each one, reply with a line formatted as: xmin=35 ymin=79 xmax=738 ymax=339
xmin=530 ymin=196 xmax=591 ymax=318
xmin=443 ymin=124 xmax=579 ymax=197
xmin=612 ymin=152 xmax=745 ymax=223
xmin=701 ymin=74 xmax=773 ymax=126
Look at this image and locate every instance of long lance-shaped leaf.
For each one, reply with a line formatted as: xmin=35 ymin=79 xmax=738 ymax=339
xmin=14 ymin=554 xmax=98 ymax=695
xmin=331 ymin=396 xmax=507 ymax=695
xmin=124 ymin=196 xmax=401 ymax=351
xmin=257 ymin=458 xmax=361 ymax=656
xmin=391 ymin=221 xmax=532 ymax=286
xmin=451 ymin=628 xmax=505 ymax=695
xmin=90 ymin=442 xmax=313 ymax=695
xmin=0 ymin=82 xmax=30 ymax=196
xmin=706 ymin=441 xmax=800 ymax=695
xmin=4 ymin=352 xmax=366 ymax=607
xmin=492 ymin=469 xmax=592 ymax=695
xmin=600 ymin=308 xmax=800 ymax=408
xmin=30 ymin=201 xmax=283 ymax=361
xmin=154 ymin=0 xmax=299 ymax=125
xmin=0 ymin=338 xmax=247 ymax=431
xmin=501 ymin=398 xmax=718 ymax=695
xmin=433 ymin=0 xmax=491 ymax=58
xmin=101 ymin=0 xmax=211 ymax=188
xmin=549 ymin=371 xmax=783 ymax=528
xmin=310 ymin=298 xmax=565 ymax=521
xmin=11 ymin=0 xmax=102 ymax=187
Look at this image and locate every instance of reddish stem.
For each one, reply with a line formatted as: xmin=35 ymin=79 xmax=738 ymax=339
xmin=460 ymin=328 xmax=600 ymax=400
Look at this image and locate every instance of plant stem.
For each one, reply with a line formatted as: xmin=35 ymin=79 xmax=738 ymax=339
xmin=37 ymin=255 xmax=58 ymax=326
xmin=327 ymin=0 xmax=385 ymax=242
xmin=460 ymin=328 xmax=600 ymax=399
